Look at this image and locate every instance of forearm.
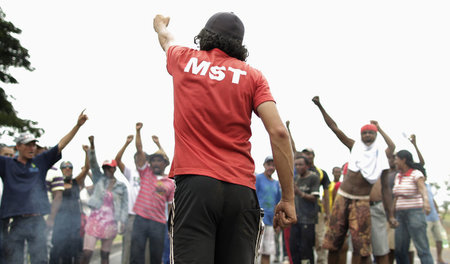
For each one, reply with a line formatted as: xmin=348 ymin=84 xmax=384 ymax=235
xmin=75 ymin=150 xmax=89 ymax=186
xmin=88 ymin=149 xmax=102 ymax=181
xmin=322 ymin=189 xmax=330 ymax=215
xmin=115 ymin=143 xmax=129 ymax=163
xmin=135 ymin=131 xmax=145 ymax=167
xmin=271 ymin=132 xmax=295 ymax=202
xmin=298 ymin=192 xmax=317 ymax=203
xmin=413 ymin=143 xmax=425 ymax=166
xmin=316 ymin=103 xmax=353 ymax=149
xmin=157 ymin=28 xmax=174 ymax=52
xmin=378 ymin=127 xmax=395 ymax=155
xmin=381 ymin=171 xmax=395 ymax=219
xmin=48 ymin=191 xmax=62 ymax=223
xmin=286 ymin=126 xmax=297 ymax=154
xmin=418 ymin=183 xmax=429 ymax=205
xmin=317 ymin=104 xmax=337 ymax=131
xmin=58 ymin=124 xmax=82 ymax=153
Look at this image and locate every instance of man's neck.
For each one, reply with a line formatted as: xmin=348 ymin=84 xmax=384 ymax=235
xmin=264 ymin=172 xmax=273 ymax=180
xmin=17 ymin=155 xmax=29 ymax=165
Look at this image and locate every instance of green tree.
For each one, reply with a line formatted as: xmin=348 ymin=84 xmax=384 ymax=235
xmin=0 ymin=8 xmax=43 ymax=138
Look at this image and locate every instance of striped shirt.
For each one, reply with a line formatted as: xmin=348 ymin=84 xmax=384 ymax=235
xmin=133 ymin=163 xmax=175 ymax=223
xmin=46 ymin=174 xmax=65 ymax=202
xmin=393 ymin=169 xmax=424 ymax=210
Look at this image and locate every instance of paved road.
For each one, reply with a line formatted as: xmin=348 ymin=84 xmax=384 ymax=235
xmin=91 ymin=241 xmax=450 ymax=264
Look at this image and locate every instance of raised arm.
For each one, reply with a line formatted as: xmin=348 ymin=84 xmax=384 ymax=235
xmin=312 ymin=96 xmax=354 ymax=150
xmin=135 ymin=123 xmax=146 ymax=168
xmin=75 ymin=145 xmax=90 ymax=189
xmin=371 ymin=120 xmax=395 ymax=159
xmin=152 ymin=135 xmax=164 ymax=152
xmin=153 ymin=14 xmax=174 ymax=52
xmin=257 ymin=101 xmax=296 ymax=229
xmin=87 ymin=135 xmax=102 ymax=184
xmin=57 ymin=110 xmax=88 ymax=153
xmin=285 ymin=120 xmax=298 ymax=154
xmin=409 ymin=134 xmax=425 ymax=166
xmin=418 ymin=177 xmax=431 ymax=215
xmin=115 ymin=135 xmax=134 ymax=174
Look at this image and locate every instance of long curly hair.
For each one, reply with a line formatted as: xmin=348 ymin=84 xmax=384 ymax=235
xmin=194 ymin=29 xmax=249 ymax=62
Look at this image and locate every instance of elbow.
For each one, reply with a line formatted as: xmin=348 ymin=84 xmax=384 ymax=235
xmin=268 ymin=125 xmax=290 ymax=142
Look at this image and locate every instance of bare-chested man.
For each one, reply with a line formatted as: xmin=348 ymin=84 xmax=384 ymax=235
xmin=312 ymin=96 xmax=397 ymax=264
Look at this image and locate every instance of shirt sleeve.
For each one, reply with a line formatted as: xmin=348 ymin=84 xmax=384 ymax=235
xmin=36 ymin=145 xmax=62 ymax=172
xmin=123 ymin=166 xmax=131 ymax=181
xmin=252 ymin=72 xmax=275 ymax=116
xmin=137 ymin=162 xmax=150 ymax=178
xmin=166 ymin=45 xmax=186 ymax=76
xmin=321 ymin=171 xmax=331 ymax=189
xmin=50 ymin=176 xmax=65 ymax=192
xmin=276 ymin=181 xmax=281 ymax=204
xmin=413 ymin=169 xmax=424 ymax=182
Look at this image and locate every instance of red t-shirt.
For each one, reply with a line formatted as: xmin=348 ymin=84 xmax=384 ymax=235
xmin=166 ymin=46 xmax=274 ymax=189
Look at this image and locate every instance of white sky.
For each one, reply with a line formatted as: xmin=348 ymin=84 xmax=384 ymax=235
xmin=1 ymin=1 xmax=450 ymax=203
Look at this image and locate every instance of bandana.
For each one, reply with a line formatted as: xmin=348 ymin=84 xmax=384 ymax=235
xmin=361 ymin=124 xmax=378 ymax=133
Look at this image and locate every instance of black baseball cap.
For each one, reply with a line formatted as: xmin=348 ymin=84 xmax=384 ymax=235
xmin=204 ymin=12 xmax=245 ymax=41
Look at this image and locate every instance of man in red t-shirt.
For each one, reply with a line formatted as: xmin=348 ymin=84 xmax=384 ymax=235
xmin=153 ymin=12 xmax=296 ymax=264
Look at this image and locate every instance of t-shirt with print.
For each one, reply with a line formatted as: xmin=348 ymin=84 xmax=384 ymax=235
xmin=0 ymin=145 xmax=61 ymax=218
xmin=294 ymin=172 xmax=320 ymax=224
xmin=393 ymin=169 xmax=424 ymax=210
xmin=255 ymin=173 xmax=281 ymax=226
xmin=133 ymin=163 xmax=175 ymax=224
xmin=123 ymin=166 xmax=141 ymax=215
xmin=166 ymin=45 xmax=274 ymax=190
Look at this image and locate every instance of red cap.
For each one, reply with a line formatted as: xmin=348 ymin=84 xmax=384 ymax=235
xmin=102 ymin=160 xmax=117 ymax=168
xmin=361 ymin=124 xmax=378 ymax=133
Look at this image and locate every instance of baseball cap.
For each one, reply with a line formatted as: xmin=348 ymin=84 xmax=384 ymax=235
xmin=301 ymin=148 xmax=315 ymax=155
xmin=146 ymin=149 xmax=170 ymax=165
xmin=204 ymin=12 xmax=245 ymax=41
xmin=60 ymin=161 xmax=73 ymax=169
xmin=264 ymin=156 xmax=273 ymax=164
xmin=102 ymin=160 xmax=117 ymax=168
xmin=14 ymin=133 xmax=38 ymax=144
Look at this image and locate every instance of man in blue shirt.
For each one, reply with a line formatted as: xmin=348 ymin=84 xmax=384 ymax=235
xmin=426 ymin=183 xmax=447 ymax=264
xmin=0 ymin=110 xmax=88 ymax=264
xmin=255 ymin=156 xmax=281 ymax=264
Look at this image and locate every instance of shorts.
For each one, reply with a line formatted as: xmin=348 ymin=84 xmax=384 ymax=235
xmin=427 ymin=220 xmax=444 ymax=242
xmin=370 ymin=201 xmax=389 ymax=256
xmin=170 ymin=175 xmax=264 ymax=264
xmin=259 ymin=225 xmax=275 ymax=256
xmin=323 ymin=193 xmax=372 ymax=257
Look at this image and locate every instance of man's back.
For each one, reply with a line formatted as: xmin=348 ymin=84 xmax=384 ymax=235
xmin=167 ymin=46 xmax=273 ymax=189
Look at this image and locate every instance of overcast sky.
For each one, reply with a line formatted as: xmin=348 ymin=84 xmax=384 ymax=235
xmin=2 ymin=1 xmax=450 ymax=203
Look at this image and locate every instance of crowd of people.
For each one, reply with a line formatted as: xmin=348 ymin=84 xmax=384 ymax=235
xmin=254 ymin=97 xmax=448 ymax=264
xmin=0 ymin=11 xmax=448 ymax=264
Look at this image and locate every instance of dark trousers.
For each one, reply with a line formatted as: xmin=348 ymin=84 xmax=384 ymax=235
xmin=3 ymin=215 xmax=47 ymax=264
xmin=289 ymin=222 xmax=315 ymax=264
xmin=171 ymin=175 xmax=263 ymax=264
xmin=130 ymin=215 xmax=166 ymax=264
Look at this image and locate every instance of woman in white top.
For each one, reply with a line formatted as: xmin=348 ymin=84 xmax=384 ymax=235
xmin=392 ymin=149 xmax=433 ymax=264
